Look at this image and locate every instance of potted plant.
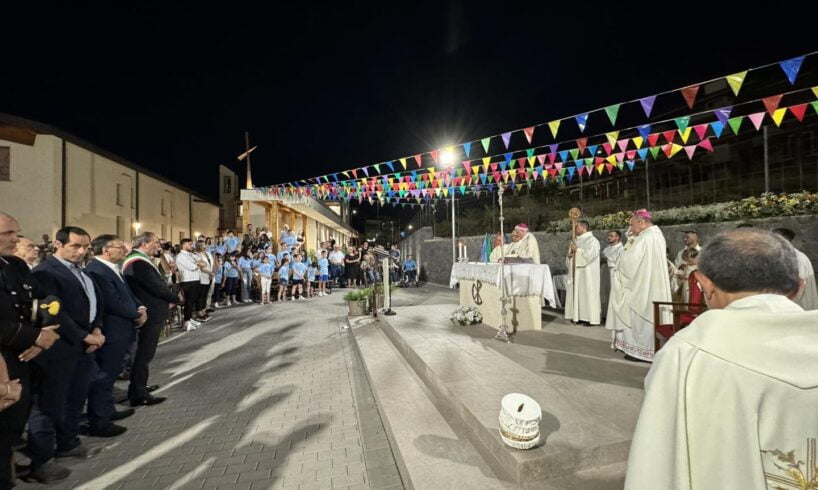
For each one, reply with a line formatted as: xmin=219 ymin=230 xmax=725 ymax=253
xmin=344 ymin=288 xmax=371 ymax=316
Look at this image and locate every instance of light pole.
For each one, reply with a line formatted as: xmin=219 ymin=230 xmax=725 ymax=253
xmin=440 ymin=148 xmax=456 ymax=263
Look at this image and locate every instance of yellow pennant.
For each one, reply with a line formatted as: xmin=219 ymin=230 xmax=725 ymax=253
xmin=528 ymin=156 xmax=536 ymax=167
xmin=596 ymin=164 xmax=605 ymax=175
xmin=388 ymin=178 xmax=394 ymax=185
xmin=812 ymin=86 xmax=818 ymax=99
xmin=428 ymin=167 xmax=436 ymax=178
xmin=399 ymin=158 xmax=407 ymax=169
xmin=606 ymin=155 xmax=616 ymax=165
xmin=632 ymin=136 xmax=644 ymax=149
xmin=678 ymin=127 xmax=693 ymax=144
xmin=772 ymin=108 xmax=787 ymax=127
xmin=482 ymin=157 xmax=491 ymax=171
xmin=503 ymin=172 xmax=510 ymax=183
xmin=669 ymin=144 xmax=684 ymax=158
xmin=471 ymin=165 xmax=480 ymax=175
xmin=548 ymin=120 xmax=561 ymax=138
xmin=606 ymin=131 xmax=619 ymax=147
xmin=509 ymin=169 xmax=517 ymax=180
xmin=726 ymin=71 xmax=748 ymax=96
xmin=442 ymin=188 xmax=449 ymax=198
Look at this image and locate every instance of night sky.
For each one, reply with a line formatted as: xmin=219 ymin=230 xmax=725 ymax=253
xmin=2 ymin=2 xmax=815 ymax=211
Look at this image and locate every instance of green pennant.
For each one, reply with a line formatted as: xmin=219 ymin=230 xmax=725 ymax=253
xmin=481 ymin=137 xmax=491 ymax=153
xmin=508 ymin=159 xmax=516 ymax=169
xmin=526 ymin=148 xmax=535 ymax=158
xmin=459 ymin=185 xmax=467 ymax=195
xmin=728 ymin=116 xmax=744 ymax=135
xmin=526 ymin=178 xmax=533 ymax=188
xmin=456 ymin=168 xmax=464 ymax=176
xmin=558 ymin=168 xmax=566 ymax=177
xmin=569 ymin=148 xmax=580 ymax=161
xmin=604 ymin=104 xmax=621 ymax=125
xmin=585 ymin=163 xmax=594 ymax=172
xmin=649 ymin=147 xmax=661 ymax=159
xmin=811 ymin=101 xmax=818 ymax=115
xmin=584 ymin=157 xmax=594 ymax=166
xmin=487 ymin=174 xmax=495 ymax=183
xmin=674 ymin=116 xmax=690 ymax=133
xmin=373 ymin=164 xmax=381 ymax=174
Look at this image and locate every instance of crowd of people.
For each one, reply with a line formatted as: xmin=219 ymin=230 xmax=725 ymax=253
xmin=0 ymin=215 xmax=420 ymax=487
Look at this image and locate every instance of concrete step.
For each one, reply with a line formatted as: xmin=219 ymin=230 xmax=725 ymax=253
xmin=375 ymin=304 xmax=633 ymax=485
xmin=352 ymin=322 xmax=515 ymax=489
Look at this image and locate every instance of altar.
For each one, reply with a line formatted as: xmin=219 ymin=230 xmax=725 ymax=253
xmin=449 ymin=262 xmax=556 ymax=332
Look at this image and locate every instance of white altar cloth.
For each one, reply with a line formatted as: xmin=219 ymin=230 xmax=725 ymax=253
xmin=449 ymin=262 xmax=557 ymax=308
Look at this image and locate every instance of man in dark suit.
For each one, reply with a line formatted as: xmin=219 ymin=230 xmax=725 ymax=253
xmin=0 ymin=213 xmax=60 ymax=488
xmin=85 ymin=235 xmax=146 ymax=437
xmin=28 ymin=227 xmax=105 ymax=484
xmin=122 ymin=232 xmax=175 ymax=407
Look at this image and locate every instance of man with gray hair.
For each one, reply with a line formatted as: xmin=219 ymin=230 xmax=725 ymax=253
xmin=773 ymin=227 xmax=817 ymax=311
xmin=625 ymin=229 xmax=818 ymax=489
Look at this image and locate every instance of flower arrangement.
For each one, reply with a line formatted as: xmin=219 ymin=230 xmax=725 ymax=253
xmin=450 ymin=306 xmax=483 ymax=326
xmin=545 ymin=192 xmax=818 ymax=232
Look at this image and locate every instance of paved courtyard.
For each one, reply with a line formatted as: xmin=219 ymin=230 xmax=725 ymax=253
xmin=19 ymin=294 xmax=402 ymax=490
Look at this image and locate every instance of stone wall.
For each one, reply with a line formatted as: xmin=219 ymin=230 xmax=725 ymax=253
xmin=402 ymin=215 xmax=818 ymax=286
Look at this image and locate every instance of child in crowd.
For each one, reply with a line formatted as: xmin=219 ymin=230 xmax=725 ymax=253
xmin=290 ymin=253 xmax=307 ymax=300
xmin=307 ymin=261 xmax=318 ymax=298
xmin=258 ymin=255 xmax=274 ymax=304
xmin=318 ymin=250 xmax=330 ymax=297
xmin=277 ymin=257 xmax=290 ymax=302
xmin=212 ymin=253 xmax=223 ymax=307
xmin=223 ymin=253 xmax=241 ymax=305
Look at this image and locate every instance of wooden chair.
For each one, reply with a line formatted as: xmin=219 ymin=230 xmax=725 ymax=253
xmin=653 ymin=271 xmax=706 ymax=351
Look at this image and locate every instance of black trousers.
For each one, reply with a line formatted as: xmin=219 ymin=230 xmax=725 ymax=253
xmin=197 ymin=283 xmax=209 ymax=312
xmin=127 ymin=321 xmax=162 ymax=402
xmin=180 ymin=281 xmax=199 ymax=321
xmin=0 ymin=351 xmax=30 ymax=489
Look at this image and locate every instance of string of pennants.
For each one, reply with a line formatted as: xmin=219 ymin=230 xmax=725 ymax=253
xmin=256 ymin=86 xmax=818 ymax=207
xmin=266 ymin=52 xmax=816 ymax=196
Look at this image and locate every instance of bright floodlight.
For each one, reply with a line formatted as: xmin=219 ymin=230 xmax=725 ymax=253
xmin=440 ymin=147 xmax=455 ymax=166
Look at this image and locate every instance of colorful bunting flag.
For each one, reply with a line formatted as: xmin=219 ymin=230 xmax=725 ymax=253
xmin=748 ymin=112 xmax=765 ymax=130
xmin=501 ymin=132 xmax=512 ymax=149
xmin=576 ymin=113 xmax=588 ymax=132
xmin=772 ymin=108 xmax=787 ymax=127
xmin=762 ymin=95 xmax=783 ymax=116
xmin=640 ymin=95 xmax=656 ymax=118
xmin=604 ymin=104 xmax=621 ymax=125
xmin=548 ymin=120 xmax=560 ymax=138
xmin=728 ymin=116 xmax=744 ymax=135
xmin=523 ymin=126 xmax=535 ymax=144
xmin=726 ymin=71 xmax=748 ymax=96
xmin=681 ymin=85 xmax=699 ymax=109
xmin=789 ymin=104 xmax=808 ymax=122
xmin=463 ymin=142 xmax=471 ymax=157
xmin=779 ymin=56 xmax=805 ymax=85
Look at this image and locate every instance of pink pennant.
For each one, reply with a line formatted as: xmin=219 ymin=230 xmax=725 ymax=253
xmin=615 ymin=153 xmax=625 ymax=163
xmin=617 ymin=139 xmax=629 ymax=152
xmin=430 ymin=150 xmax=439 ymax=164
xmin=684 ymin=145 xmax=696 ymax=160
xmin=698 ymin=138 xmax=714 ymax=152
xmin=523 ymin=126 xmax=535 ymax=144
xmin=748 ymin=112 xmax=765 ymax=130
xmin=554 ymin=162 xmax=563 ymax=171
xmin=605 ymin=164 xmax=614 ymax=174
xmin=548 ymin=153 xmax=556 ymax=164
xmin=490 ymin=163 xmax=499 ymax=172
xmin=602 ymin=142 xmax=612 ymax=155
xmin=693 ymin=124 xmax=708 ymax=141
xmin=626 ymin=150 xmax=637 ymax=160
xmin=576 ymin=137 xmax=588 ymax=154
xmin=537 ymin=154 xmax=546 ymax=165
xmin=462 ymin=161 xmax=470 ymax=173
xmin=414 ymin=155 xmax=423 ymax=167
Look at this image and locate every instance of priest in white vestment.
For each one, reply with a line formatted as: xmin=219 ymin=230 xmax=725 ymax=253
xmin=602 ymin=230 xmax=624 ymax=320
xmin=503 ymin=224 xmax=540 ymax=264
xmin=625 ymin=228 xmax=818 ymax=489
xmin=773 ymin=227 xmax=818 ymax=310
xmin=488 ymin=233 xmax=507 ymax=263
xmin=564 ymin=220 xmax=601 ymax=325
xmin=606 ymin=209 xmax=672 ymax=361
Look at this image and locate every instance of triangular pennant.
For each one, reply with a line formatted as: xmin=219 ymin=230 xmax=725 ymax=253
xmin=523 ymin=126 xmax=535 ymax=144
xmin=559 ymin=150 xmax=569 ymax=162
xmin=714 ymin=107 xmax=732 ymax=127
xmin=430 ymin=150 xmax=439 ymax=164
xmin=670 ymin=144 xmax=684 ymax=158
xmin=352 ymin=169 xmax=358 ymax=179
xmin=606 ymin=131 xmax=619 ymax=147
xmin=414 ymin=155 xmax=423 ymax=167
xmin=596 ymin=164 xmax=605 ymax=175
xmin=779 ymin=56 xmax=805 ymax=85
xmin=711 ymin=121 xmax=725 ymax=138
xmin=537 ymin=154 xmax=546 ymax=165
xmin=462 ymin=161 xmax=471 ymax=173
xmin=602 ymin=142 xmax=612 ymax=155
xmin=678 ymin=127 xmax=693 ymax=144
xmin=772 ymin=108 xmax=787 ymax=127
xmin=627 ymin=160 xmax=635 ymax=171
xmin=640 ymin=95 xmax=657 ymax=117
xmin=638 ymin=124 xmax=651 ymax=140
xmin=812 ymin=87 xmax=818 ymax=99
xmin=762 ymin=95 xmax=783 ymax=116
xmin=606 ymin=163 xmax=615 ymax=173
xmin=604 ymin=104 xmax=621 ymax=125
xmin=463 ymin=142 xmax=472 ymax=158
xmin=399 ymin=158 xmax=407 ymax=170
xmin=501 ymin=132 xmax=512 ymax=149
xmin=481 ymin=137 xmax=491 ymax=154
xmin=681 ymin=85 xmax=699 ymax=109
xmin=504 ymin=152 xmax=513 ymax=163
xmin=789 ymin=104 xmax=808 ymax=122
xmin=728 ymin=116 xmax=744 ymax=134
xmin=663 ymin=130 xmax=677 ymax=144
xmin=748 ymin=112 xmax=765 ymax=131
xmin=684 ymin=145 xmax=696 ymax=160
xmin=569 ymin=148 xmax=580 ymax=161
xmin=726 ymin=71 xmax=748 ymax=96
xmin=649 ymin=146 xmax=661 ymax=159
xmin=698 ymin=138 xmax=714 ymax=152
xmin=471 ymin=165 xmax=480 ymax=176
xmin=526 ymin=148 xmax=535 ymax=159
xmin=637 ymin=148 xmax=649 ymax=160
xmin=674 ymin=116 xmax=690 ymax=133
xmin=386 ymin=161 xmax=395 ymax=172
xmin=575 ymin=113 xmax=588 ymax=132
xmin=482 ymin=157 xmax=491 ymax=171
xmin=549 ymin=143 xmax=559 ymax=154
xmin=813 ymin=101 xmax=818 ymax=115
xmin=587 ymin=145 xmax=598 ymax=156
xmin=632 ymin=136 xmax=644 ymax=149
xmin=548 ymin=120 xmax=561 ymax=138
xmin=362 ymin=167 xmax=369 ymax=177
xmin=567 ymin=167 xmax=576 ymax=179
xmin=617 ymin=139 xmax=629 ymax=152
xmin=693 ymin=124 xmax=709 ymax=141
xmin=576 ymin=138 xmax=588 ymax=154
